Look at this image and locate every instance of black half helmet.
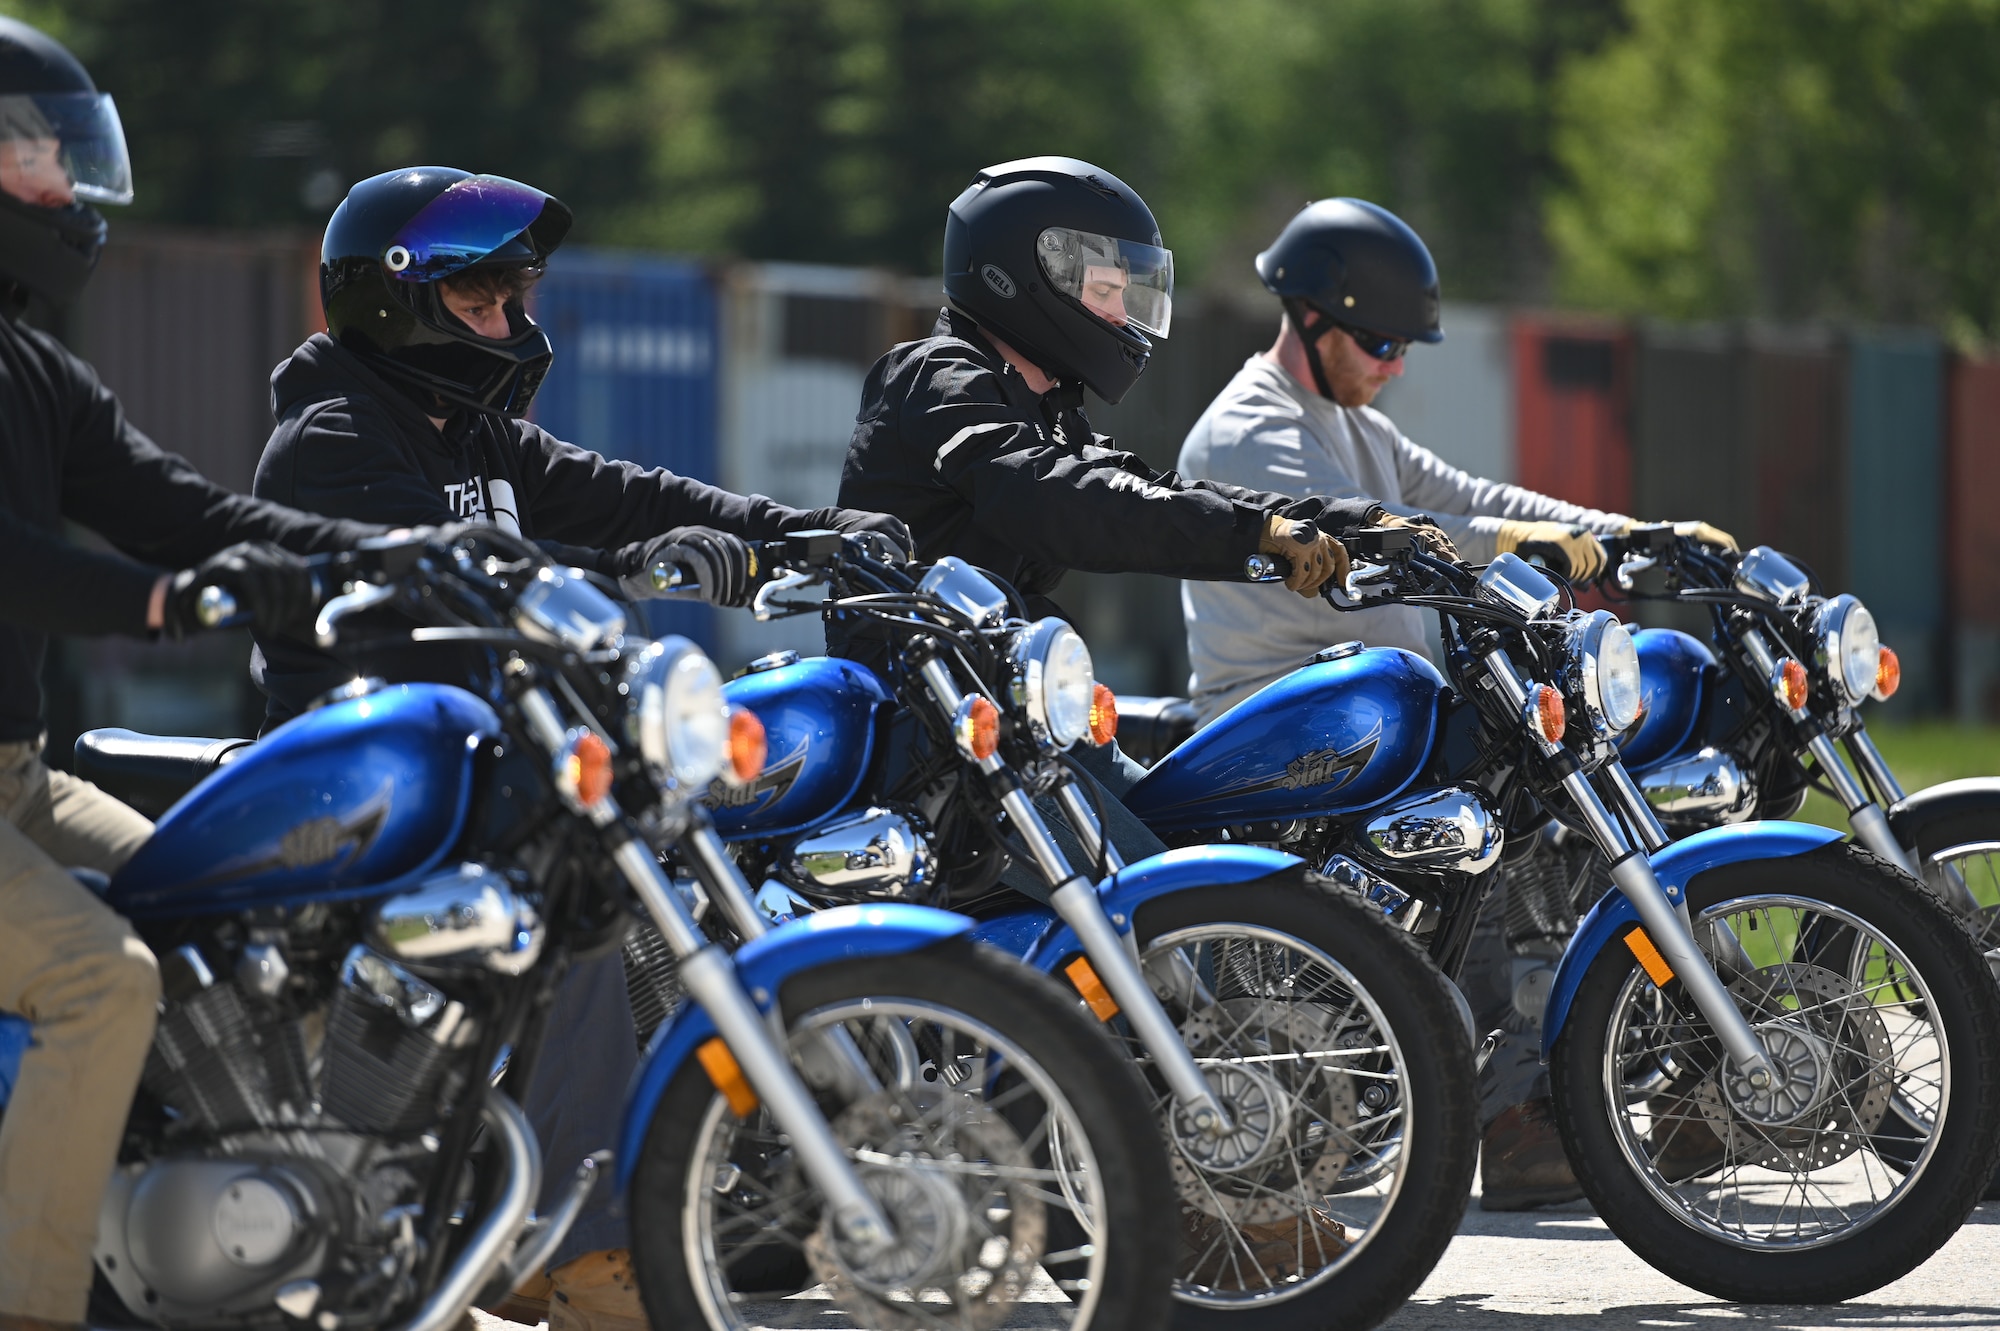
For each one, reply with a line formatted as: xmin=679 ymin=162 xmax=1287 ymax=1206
xmin=321 ymin=166 xmax=573 ymax=417
xmin=0 ymin=17 xmax=134 ymax=307
xmin=942 ymin=156 xmax=1171 ymax=405
xmin=1256 ymin=198 xmax=1443 ymax=345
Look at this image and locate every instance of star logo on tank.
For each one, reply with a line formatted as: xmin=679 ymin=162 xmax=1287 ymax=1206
xmin=704 ymin=742 xmax=809 ymax=811
xmin=1207 ymin=725 xmax=1382 ymax=803
xmin=186 ymin=785 xmax=394 ymax=887
xmin=980 ymin=264 xmax=1017 ymax=299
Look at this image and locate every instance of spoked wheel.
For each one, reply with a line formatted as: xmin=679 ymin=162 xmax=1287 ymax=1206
xmin=1551 ymin=843 xmax=2000 ymax=1303
xmin=1118 ymin=872 xmax=1476 ymax=1331
xmin=629 ymin=940 xmax=1173 ymax=1330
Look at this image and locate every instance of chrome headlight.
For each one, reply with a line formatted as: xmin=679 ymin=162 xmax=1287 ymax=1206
xmin=1011 ymin=618 xmax=1096 ymax=749
xmin=1566 ymin=610 xmax=1643 ymax=736
xmin=624 ymin=637 xmax=728 ymax=791
xmin=1813 ymin=594 xmax=1879 ymax=706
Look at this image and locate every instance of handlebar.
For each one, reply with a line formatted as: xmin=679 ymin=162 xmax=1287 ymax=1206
xmin=1243 ymin=524 xmax=1419 ymax=588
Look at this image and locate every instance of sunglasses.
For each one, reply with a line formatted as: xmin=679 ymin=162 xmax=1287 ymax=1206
xmin=1336 ymin=322 xmax=1411 ymax=362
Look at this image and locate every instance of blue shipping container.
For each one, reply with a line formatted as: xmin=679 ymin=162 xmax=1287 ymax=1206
xmin=531 ymin=247 xmax=720 ymax=650
xmin=1847 ymin=329 xmax=1945 ymax=715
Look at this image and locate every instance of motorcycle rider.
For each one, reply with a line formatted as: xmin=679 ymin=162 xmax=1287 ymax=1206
xmin=248 ymin=165 xmax=910 ymax=1331
xmin=0 ymin=19 xmax=382 ymax=1329
xmin=1175 ymin=196 xmax=1736 ymax=1210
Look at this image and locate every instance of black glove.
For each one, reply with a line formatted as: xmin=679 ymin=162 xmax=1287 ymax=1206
xmin=805 ymin=507 xmax=913 ymax=562
xmin=164 ymin=541 xmax=316 ymax=640
xmin=616 ymin=527 xmax=753 ymax=607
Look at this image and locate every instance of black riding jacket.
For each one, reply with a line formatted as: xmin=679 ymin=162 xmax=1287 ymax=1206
xmin=838 ymin=308 xmax=1377 ymax=615
xmin=0 ymin=313 xmax=378 ymax=743
xmin=251 ymin=334 xmax=887 ymax=722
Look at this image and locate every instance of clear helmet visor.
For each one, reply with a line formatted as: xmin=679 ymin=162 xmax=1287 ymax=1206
xmin=1036 ymin=227 xmax=1173 ymax=338
xmin=0 ymin=93 xmax=132 ymax=207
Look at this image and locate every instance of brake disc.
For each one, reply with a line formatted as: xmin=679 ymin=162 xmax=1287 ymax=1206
xmin=803 ymin=1086 xmax=1046 ymax=1331
xmin=1170 ymin=998 xmax=1359 ymax=1226
xmin=1690 ymin=963 xmax=1892 ymax=1172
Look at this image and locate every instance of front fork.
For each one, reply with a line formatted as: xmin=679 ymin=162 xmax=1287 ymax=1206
xmin=1480 ymin=651 xmax=1781 ymax=1086
xmin=516 ymin=688 xmax=898 ymax=1257
xmin=916 ymin=658 xmax=1238 ymax=1139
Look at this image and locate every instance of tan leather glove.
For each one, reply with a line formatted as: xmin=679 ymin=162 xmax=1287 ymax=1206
xmin=1495 ymin=519 xmax=1608 ymax=581
xmin=1618 ymin=517 xmax=1739 ymax=551
xmin=1260 ymin=514 xmax=1351 ymax=597
xmin=1375 ymin=512 xmax=1460 ymax=561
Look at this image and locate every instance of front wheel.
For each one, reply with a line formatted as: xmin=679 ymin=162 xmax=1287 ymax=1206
xmin=1115 ymin=871 xmax=1478 ymax=1331
xmin=628 ymin=939 xmax=1175 ymax=1330
xmin=1550 ymin=843 xmax=2000 ymax=1302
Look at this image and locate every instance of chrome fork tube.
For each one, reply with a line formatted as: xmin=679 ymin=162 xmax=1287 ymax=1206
xmin=1055 ymin=781 xmax=1127 ymax=874
xmin=917 ymin=656 xmax=1232 ymax=1135
xmin=1802 ymin=732 xmax=1925 ymax=877
xmin=1481 ymin=648 xmax=1775 ymax=1080
xmin=1847 ymin=728 xmax=1908 ymax=805
xmin=1601 ymin=761 xmax=1671 ymax=854
xmin=610 ymin=834 xmax=896 ymax=1253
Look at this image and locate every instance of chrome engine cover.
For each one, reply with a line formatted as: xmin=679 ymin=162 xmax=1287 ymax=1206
xmin=97 ymin=1158 xmax=325 ymax=1320
xmin=1636 ymin=746 xmax=1758 ymax=832
xmin=370 ymin=862 xmax=544 ymax=975
xmin=1353 ymin=785 xmax=1504 ymax=875
xmin=783 ymin=808 xmax=932 ymax=902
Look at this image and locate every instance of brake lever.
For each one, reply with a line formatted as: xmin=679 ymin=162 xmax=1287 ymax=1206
xmin=752 ymin=568 xmax=824 ymax=621
xmin=1615 ymin=551 xmax=1659 ymax=591
xmin=316 ymin=581 xmax=400 ymax=648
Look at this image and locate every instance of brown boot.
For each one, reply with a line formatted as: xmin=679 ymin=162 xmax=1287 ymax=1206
xmin=1480 ymin=1098 xmax=1583 ymax=1211
xmin=481 ymin=1267 xmax=555 ymax=1325
xmin=548 ymin=1249 xmax=646 ymax=1331
xmin=1647 ymin=1094 xmax=1729 ymax=1182
xmin=0 ymin=1316 xmax=85 ymax=1331
xmin=1179 ymin=1204 xmax=1349 ymax=1289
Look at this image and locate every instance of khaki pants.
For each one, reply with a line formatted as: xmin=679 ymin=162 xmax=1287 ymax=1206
xmin=0 ymin=737 xmax=155 ymax=1322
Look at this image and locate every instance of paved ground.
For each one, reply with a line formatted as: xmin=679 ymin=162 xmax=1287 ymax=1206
xmin=475 ymin=1194 xmax=2000 ymax=1330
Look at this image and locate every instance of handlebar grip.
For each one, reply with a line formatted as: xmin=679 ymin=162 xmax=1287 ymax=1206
xmin=195 ymin=585 xmax=241 ymax=629
xmin=1515 ymin=540 xmax=1574 ymax=579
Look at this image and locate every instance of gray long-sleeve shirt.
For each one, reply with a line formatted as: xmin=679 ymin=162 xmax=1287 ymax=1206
xmin=1179 ymin=354 xmax=1631 ymax=721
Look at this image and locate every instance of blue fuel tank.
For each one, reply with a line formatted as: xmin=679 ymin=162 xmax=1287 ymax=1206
xmin=108 ymin=684 xmax=501 ymax=918
xmin=1125 ymin=648 xmax=1447 ymax=834
xmin=1621 ymin=628 xmax=1715 ymax=772
xmin=715 ymin=657 xmax=894 ymax=838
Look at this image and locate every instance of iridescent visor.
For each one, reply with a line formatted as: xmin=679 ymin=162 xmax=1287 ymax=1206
xmin=1036 ymin=226 xmax=1173 ymax=338
xmin=383 ymin=175 xmax=553 ymax=281
xmin=0 ymin=92 xmax=133 ymax=205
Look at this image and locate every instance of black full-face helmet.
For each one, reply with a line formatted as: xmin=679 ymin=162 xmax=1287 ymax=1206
xmin=0 ymin=17 xmax=134 ymax=307
xmin=1256 ymin=198 xmax=1442 ymax=399
xmin=322 ymin=166 xmax=573 ymax=417
xmin=942 ymin=156 xmax=1172 ymax=405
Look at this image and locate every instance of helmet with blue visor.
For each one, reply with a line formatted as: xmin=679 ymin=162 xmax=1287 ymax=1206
xmin=322 ymin=166 xmax=572 ymax=417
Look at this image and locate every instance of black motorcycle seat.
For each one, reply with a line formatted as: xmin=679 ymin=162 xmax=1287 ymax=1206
xmin=73 ymin=729 xmax=255 ymax=820
xmin=1114 ymin=695 xmax=1199 ymax=768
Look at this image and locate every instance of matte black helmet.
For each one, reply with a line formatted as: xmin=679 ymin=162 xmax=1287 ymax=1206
xmin=942 ymin=156 xmax=1172 ymax=405
xmin=0 ymin=17 xmax=134 ymax=306
xmin=1257 ymin=198 xmax=1441 ymax=398
xmin=321 ymin=166 xmax=573 ymax=417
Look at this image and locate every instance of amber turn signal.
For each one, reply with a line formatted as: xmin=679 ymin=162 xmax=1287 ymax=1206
xmin=954 ymin=695 xmax=1000 ymax=761
xmin=726 ymin=706 xmax=767 ymax=783
xmin=696 ymin=1037 xmax=759 ymax=1117
xmin=562 ymin=731 xmax=613 ymax=807
xmin=1529 ymin=684 xmax=1566 ymax=745
xmin=1773 ymin=657 xmax=1810 ymax=712
xmin=1873 ymin=645 xmax=1901 ymax=701
xmin=1088 ymin=683 xmax=1118 ymax=747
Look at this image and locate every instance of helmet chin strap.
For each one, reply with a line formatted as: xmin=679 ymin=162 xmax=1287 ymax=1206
xmin=1282 ymin=297 xmax=1339 ymax=402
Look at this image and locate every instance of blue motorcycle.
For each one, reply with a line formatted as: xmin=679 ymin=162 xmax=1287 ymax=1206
xmin=1114 ymin=534 xmax=2000 ymax=1303
xmin=0 ymin=529 xmax=1172 ymax=1331
xmin=638 ymin=533 xmax=1478 ymax=1331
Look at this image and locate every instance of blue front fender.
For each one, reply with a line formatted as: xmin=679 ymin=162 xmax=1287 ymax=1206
xmin=1540 ymin=820 xmax=1844 ymax=1057
xmin=991 ymin=844 xmax=1304 ymax=973
xmin=614 ymin=903 xmax=972 ymax=1191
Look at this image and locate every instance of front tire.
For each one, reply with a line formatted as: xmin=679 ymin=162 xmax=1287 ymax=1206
xmin=1550 ymin=843 xmax=2000 ymax=1302
xmin=628 ymin=939 xmax=1175 ymax=1330
xmin=1115 ymin=870 xmax=1478 ymax=1331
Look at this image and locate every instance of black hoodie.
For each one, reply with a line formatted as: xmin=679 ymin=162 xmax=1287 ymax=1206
xmin=251 ymin=334 xmax=884 ymax=723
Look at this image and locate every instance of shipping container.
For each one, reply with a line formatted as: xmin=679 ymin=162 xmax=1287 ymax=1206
xmin=1847 ymin=329 xmax=1945 ymax=715
xmin=530 ymin=247 xmax=721 ymax=651
xmin=714 ymin=263 xmax=936 ymax=667
xmin=1743 ymin=327 xmax=1846 ymax=592
xmin=1375 ymin=303 xmax=1512 ymax=483
xmin=1630 ymin=324 xmax=1745 ymax=636
xmin=1946 ymin=354 xmax=2000 ymax=720
xmin=1511 ymin=314 xmax=1632 ymax=517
